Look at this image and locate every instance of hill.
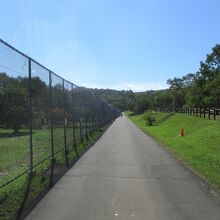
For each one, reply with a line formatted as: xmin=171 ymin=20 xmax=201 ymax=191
xmin=88 ymin=88 xmax=135 ymax=111
xmin=128 ymin=112 xmax=220 ymax=189
xmin=88 ymin=88 xmax=167 ymax=111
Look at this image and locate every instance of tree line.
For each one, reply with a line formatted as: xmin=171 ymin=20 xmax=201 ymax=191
xmin=89 ymin=44 xmax=219 ymax=115
xmin=0 ymin=73 xmax=96 ymax=133
xmin=130 ymin=44 xmax=220 ymax=115
xmin=1 ymin=43 xmax=219 ymax=130
xmin=89 ymin=88 xmax=135 ymax=111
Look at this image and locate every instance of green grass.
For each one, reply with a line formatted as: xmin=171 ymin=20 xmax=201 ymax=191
xmin=128 ymin=111 xmax=220 ymax=189
xmin=0 ymin=124 xmax=106 ymax=220
xmin=0 ymin=126 xmax=84 ymax=184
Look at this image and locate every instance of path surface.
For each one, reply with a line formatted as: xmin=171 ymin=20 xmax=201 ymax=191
xmin=26 ymin=116 xmax=220 ymax=220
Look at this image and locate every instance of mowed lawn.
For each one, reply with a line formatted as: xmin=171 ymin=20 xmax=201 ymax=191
xmin=128 ymin=112 xmax=220 ymax=188
xmin=0 ymin=126 xmax=82 ymax=185
xmin=0 ymin=124 xmax=99 ymax=220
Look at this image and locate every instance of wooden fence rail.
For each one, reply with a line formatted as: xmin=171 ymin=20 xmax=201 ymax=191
xmin=159 ymin=107 xmax=220 ymax=121
xmin=179 ymin=107 xmax=220 ymax=120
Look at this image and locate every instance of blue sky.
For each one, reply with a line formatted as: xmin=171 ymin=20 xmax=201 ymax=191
xmin=1 ymin=0 xmax=220 ymax=91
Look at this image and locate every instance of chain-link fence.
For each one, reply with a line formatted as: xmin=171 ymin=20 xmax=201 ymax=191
xmin=0 ymin=39 xmax=120 ymax=220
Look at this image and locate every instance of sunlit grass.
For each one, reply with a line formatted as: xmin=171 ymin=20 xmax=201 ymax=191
xmin=0 ymin=123 xmax=106 ymax=220
xmin=128 ymin=112 xmax=220 ymax=188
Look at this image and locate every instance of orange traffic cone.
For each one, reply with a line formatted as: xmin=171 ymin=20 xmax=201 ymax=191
xmin=181 ymin=128 xmax=184 ymax=137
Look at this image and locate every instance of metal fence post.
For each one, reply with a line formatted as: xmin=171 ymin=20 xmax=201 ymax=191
xmin=79 ymin=89 xmax=83 ymax=143
xmin=49 ymin=71 xmax=55 ymax=187
xmin=85 ymin=91 xmax=89 ymax=141
xmin=71 ymin=84 xmax=78 ymax=157
xmin=62 ymin=79 xmax=69 ymax=168
xmin=16 ymin=57 xmax=33 ymax=220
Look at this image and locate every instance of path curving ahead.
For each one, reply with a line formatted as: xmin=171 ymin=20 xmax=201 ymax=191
xmin=26 ymin=116 xmax=220 ymax=220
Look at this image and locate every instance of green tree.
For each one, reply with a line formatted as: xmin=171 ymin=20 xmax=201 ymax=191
xmin=133 ymin=94 xmax=151 ymax=114
xmin=154 ymin=91 xmax=172 ymax=110
xmin=0 ymin=73 xmax=28 ymax=132
xmin=197 ymin=44 xmax=220 ymax=107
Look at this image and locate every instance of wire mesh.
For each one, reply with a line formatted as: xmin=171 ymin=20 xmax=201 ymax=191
xmin=0 ymin=41 xmax=30 ymax=220
xmin=0 ymin=39 xmax=120 ymax=219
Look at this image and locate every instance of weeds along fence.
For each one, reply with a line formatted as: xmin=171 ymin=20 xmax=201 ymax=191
xmin=160 ymin=107 xmax=220 ymax=120
xmin=0 ymin=39 xmax=120 ymax=220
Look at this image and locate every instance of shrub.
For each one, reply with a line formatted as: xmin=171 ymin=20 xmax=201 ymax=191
xmin=146 ymin=114 xmax=156 ymax=126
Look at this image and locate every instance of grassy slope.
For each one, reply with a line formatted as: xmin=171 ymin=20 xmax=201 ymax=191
xmin=128 ymin=112 xmax=220 ymax=188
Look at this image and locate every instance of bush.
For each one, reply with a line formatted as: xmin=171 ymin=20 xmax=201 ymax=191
xmin=146 ymin=114 xmax=156 ymax=126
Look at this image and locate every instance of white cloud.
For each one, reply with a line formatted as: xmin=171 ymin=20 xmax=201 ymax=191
xmin=79 ymin=81 xmax=168 ymax=92
xmin=111 ymin=82 xmax=168 ymax=92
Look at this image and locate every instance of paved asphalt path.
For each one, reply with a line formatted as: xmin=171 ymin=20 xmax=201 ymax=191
xmin=26 ymin=116 xmax=220 ymax=220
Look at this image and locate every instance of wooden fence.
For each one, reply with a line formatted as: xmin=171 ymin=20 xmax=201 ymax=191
xmin=179 ymin=107 xmax=220 ymax=120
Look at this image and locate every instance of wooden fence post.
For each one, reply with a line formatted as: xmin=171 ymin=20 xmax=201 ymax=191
xmin=214 ymin=107 xmax=216 ymax=120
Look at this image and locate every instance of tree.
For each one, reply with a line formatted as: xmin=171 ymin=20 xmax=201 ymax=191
xmin=133 ymin=94 xmax=151 ymax=115
xmin=0 ymin=73 xmax=28 ymax=132
xmin=197 ymin=44 xmax=220 ymax=107
xmin=89 ymin=88 xmax=135 ymax=111
xmin=154 ymin=91 xmax=172 ymax=110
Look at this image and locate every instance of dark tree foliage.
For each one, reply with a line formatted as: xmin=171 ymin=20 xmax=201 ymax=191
xmin=132 ymin=94 xmax=151 ymax=115
xmin=0 ymin=73 xmax=51 ymax=132
xmin=89 ymin=88 xmax=135 ymax=111
xmin=0 ymin=73 xmax=28 ymax=132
